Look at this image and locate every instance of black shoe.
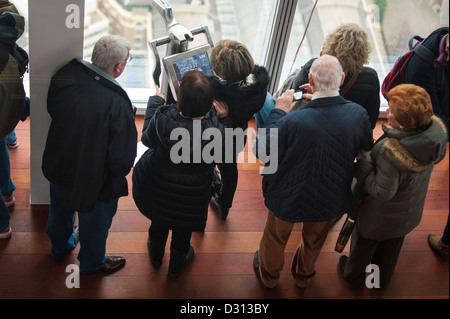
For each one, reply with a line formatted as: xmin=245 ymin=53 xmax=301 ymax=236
xmin=338 ymin=255 xmax=364 ymax=290
xmin=97 ymin=256 xmax=126 ymax=274
xmin=338 ymin=255 xmax=348 ymax=276
xmin=147 ymin=237 xmax=164 ymax=267
xmin=253 ymin=250 xmax=272 ymax=289
xmin=168 ymin=246 xmax=194 ymax=278
xmin=210 ymin=197 xmax=230 ymax=220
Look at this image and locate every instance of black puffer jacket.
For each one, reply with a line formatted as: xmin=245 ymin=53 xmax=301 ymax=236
xmin=210 ymin=65 xmax=270 ymax=131
xmin=132 ymin=97 xmax=228 ymax=231
xmin=288 ymin=58 xmax=380 ymax=129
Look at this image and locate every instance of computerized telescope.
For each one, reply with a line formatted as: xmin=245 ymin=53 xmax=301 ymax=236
xmin=150 ymin=0 xmax=214 ymax=104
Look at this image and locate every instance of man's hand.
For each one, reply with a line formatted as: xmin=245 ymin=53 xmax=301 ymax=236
xmin=299 ymin=83 xmax=313 ymax=103
xmin=275 ymin=89 xmax=297 ymax=114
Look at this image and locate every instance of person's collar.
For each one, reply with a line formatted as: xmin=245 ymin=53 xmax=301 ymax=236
xmin=312 ymin=90 xmax=340 ymax=100
xmin=79 ymin=59 xmax=121 ymax=87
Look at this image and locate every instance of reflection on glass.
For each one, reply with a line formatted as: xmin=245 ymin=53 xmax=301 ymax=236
xmin=83 ymin=0 xmax=278 ymax=94
xmin=283 ymin=0 xmax=448 ymax=110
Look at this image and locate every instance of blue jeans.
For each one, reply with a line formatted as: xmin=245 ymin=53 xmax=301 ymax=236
xmin=47 ymin=183 xmax=119 ymax=273
xmin=0 ymin=140 xmax=13 ymax=231
xmin=0 ymin=139 xmax=15 ymax=197
xmin=254 ymin=92 xmax=276 ymax=128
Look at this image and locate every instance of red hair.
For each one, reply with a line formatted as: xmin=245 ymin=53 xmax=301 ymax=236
xmin=388 ymin=84 xmax=433 ymax=131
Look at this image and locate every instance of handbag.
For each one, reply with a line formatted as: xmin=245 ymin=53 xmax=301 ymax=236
xmin=335 ymin=215 xmax=356 ymax=253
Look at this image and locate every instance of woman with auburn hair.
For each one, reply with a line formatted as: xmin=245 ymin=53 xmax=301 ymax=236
xmin=267 ymin=23 xmax=380 ymax=129
xmin=338 ymin=84 xmax=448 ymax=290
xmin=209 ymin=39 xmax=270 ymax=220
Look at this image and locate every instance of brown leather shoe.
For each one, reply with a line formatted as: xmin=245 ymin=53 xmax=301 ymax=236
xmin=98 ymin=256 xmax=126 ymax=273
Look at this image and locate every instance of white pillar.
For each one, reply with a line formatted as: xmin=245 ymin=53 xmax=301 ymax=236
xmin=28 ymin=0 xmax=85 ymax=204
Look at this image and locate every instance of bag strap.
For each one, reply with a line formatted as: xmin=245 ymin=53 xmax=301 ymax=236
xmin=340 ymin=72 xmax=359 ymax=96
xmin=414 ymin=43 xmax=437 ymax=64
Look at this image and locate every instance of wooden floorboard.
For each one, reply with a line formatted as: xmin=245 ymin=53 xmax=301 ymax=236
xmin=1 ymin=116 xmax=448 ymax=302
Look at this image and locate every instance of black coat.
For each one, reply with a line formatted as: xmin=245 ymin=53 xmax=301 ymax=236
xmin=291 ymin=58 xmax=380 ymax=129
xmin=132 ymin=97 xmax=228 ymax=231
xmin=405 ymin=27 xmax=449 ymax=132
xmin=42 ymin=59 xmax=137 ymax=212
xmin=210 ymin=65 xmax=270 ymax=131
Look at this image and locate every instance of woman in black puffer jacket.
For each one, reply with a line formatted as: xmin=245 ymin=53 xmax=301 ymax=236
xmin=209 ymin=40 xmax=270 ymax=219
xmin=133 ymin=71 xmax=229 ymax=278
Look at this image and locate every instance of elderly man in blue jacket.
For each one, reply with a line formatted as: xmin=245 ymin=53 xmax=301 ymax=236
xmin=253 ymin=55 xmax=373 ymax=289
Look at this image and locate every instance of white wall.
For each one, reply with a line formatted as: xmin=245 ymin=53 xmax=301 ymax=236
xmin=28 ymin=0 xmax=85 ymax=204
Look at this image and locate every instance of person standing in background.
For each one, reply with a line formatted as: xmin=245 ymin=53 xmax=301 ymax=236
xmin=0 ymin=0 xmax=27 ymax=239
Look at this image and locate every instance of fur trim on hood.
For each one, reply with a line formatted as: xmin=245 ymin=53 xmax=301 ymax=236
xmin=383 ymin=116 xmax=448 ymax=172
xmin=210 ymin=65 xmax=270 ymax=129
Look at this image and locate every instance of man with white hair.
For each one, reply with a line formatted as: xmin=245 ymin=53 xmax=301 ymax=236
xmin=42 ymin=35 xmax=137 ymax=274
xmin=253 ymin=54 xmax=373 ymax=289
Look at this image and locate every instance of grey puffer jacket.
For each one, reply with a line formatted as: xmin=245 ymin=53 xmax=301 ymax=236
xmin=354 ymin=116 xmax=448 ymax=241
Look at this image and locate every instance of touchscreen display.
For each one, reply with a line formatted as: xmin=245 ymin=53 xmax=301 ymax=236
xmin=172 ymin=52 xmax=214 ymax=82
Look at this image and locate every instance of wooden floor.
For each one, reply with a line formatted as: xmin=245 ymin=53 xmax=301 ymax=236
xmin=1 ymin=116 xmax=448 ymax=302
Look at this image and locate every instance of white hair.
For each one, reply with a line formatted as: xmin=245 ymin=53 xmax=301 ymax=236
xmin=310 ymin=54 xmax=343 ymax=92
xmin=91 ymin=35 xmax=132 ymax=72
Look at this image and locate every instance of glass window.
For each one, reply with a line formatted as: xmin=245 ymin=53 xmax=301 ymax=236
xmin=281 ymin=0 xmax=449 ymax=114
xmin=84 ymin=0 xmax=278 ymax=112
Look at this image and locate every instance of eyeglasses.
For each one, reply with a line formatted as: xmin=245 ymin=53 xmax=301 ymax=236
xmin=121 ymin=54 xmax=133 ymax=63
xmin=124 ymin=55 xmax=133 ymax=63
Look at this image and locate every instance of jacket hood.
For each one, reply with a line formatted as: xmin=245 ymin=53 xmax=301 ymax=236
xmin=382 ymin=116 xmax=448 ymax=172
xmin=0 ymin=1 xmax=24 ymax=45
xmin=211 ymin=65 xmax=270 ymax=101
xmin=210 ymin=65 xmax=270 ymax=128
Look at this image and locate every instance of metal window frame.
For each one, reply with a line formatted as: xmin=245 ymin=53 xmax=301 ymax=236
xmin=264 ymin=0 xmax=298 ymax=94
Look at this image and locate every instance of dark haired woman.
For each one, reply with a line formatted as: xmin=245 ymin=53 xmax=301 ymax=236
xmin=133 ymin=70 xmax=230 ymax=277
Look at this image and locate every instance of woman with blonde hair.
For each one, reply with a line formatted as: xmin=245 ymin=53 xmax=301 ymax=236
xmin=270 ymin=23 xmax=380 ymax=129
xmin=209 ymin=40 xmax=270 ymax=219
xmin=339 ymin=84 xmax=448 ymax=290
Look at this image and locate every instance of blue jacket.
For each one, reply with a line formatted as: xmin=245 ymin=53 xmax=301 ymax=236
xmin=257 ymin=96 xmax=373 ymax=223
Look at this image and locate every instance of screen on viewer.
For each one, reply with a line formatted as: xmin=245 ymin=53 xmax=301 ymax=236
xmin=172 ymin=52 xmax=214 ymax=82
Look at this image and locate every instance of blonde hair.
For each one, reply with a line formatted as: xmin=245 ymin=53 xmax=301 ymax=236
xmin=210 ymin=40 xmax=255 ymax=84
xmin=388 ymin=84 xmax=434 ymax=131
xmin=322 ymin=23 xmax=371 ymax=76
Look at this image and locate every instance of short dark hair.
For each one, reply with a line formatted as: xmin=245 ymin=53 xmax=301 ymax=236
xmin=178 ymin=70 xmax=214 ymax=118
